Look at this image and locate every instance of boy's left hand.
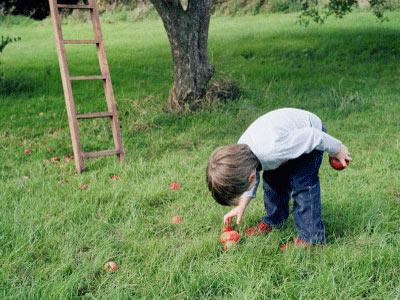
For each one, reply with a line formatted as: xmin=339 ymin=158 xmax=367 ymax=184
xmin=333 ymin=144 xmax=352 ymax=167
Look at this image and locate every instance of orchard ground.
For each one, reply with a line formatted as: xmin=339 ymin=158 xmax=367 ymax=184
xmin=1 ymin=11 xmax=400 ymax=299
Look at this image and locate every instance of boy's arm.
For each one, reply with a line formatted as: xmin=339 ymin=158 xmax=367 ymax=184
xmin=281 ymin=127 xmax=343 ymax=158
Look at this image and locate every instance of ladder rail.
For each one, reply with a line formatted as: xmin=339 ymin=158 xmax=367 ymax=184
xmin=89 ymin=0 xmax=125 ymax=162
xmin=77 ymin=112 xmax=114 ymax=119
xmin=63 ymin=39 xmax=99 ymax=44
xmin=83 ymin=149 xmax=121 ymax=159
xmin=70 ymin=75 xmax=106 ymax=81
xmin=49 ymin=0 xmax=85 ymax=173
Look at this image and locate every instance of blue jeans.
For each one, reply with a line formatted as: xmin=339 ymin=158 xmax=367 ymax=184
xmin=261 ymin=149 xmax=325 ymax=244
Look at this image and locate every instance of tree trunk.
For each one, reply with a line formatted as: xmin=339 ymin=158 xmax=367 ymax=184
xmin=150 ymin=0 xmax=214 ymax=111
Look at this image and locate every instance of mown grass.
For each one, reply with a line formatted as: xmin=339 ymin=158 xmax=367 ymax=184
xmin=1 ymin=11 xmax=400 ymax=299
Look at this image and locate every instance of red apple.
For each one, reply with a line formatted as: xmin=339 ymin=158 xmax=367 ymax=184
xmin=169 ymin=182 xmax=181 ymax=190
xmin=223 ymin=225 xmax=233 ymax=232
xmin=219 ymin=230 xmax=240 ymax=244
xmin=111 ymin=175 xmax=120 ymax=181
xmin=103 ymin=261 xmax=118 ymax=272
xmin=171 ymin=215 xmax=183 ymax=224
xmin=24 ymin=148 xmax=32 ymax=155
xmin=329 ymin=157 xmax=350 ymax=171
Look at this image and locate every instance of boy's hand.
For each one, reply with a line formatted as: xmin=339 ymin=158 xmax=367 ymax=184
xmin=333 ymin=144 xmax=352 ymax=167
xmin=223 ymin=196 xmax=252 ymax=225
xmin=224 ymin=206 xmax=246 ymax=226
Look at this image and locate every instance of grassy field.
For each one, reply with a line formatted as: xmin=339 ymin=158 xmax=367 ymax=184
xmin=1 ymin=11 xmax=400 ymax=299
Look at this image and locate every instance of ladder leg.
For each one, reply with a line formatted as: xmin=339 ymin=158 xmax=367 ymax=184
xmin=89 ymin=0 xmax=125 ymax=162
xmin=49 ymin=0 xmax=85 ymax=173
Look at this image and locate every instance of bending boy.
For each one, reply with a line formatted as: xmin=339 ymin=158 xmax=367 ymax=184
xmin=206 ymin=108 xmax=351 ymax=246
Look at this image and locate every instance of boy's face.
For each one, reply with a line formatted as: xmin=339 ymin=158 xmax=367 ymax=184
xmin=231 ymin=170 xmax=258 ymax=206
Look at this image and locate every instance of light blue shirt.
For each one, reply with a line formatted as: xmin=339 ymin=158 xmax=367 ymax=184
xmin=238 ymin=108 xmax=342 ymax=198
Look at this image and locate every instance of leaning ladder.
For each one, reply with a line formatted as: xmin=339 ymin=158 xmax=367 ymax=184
xmin=48 ymin=0 xmax=124 ymax=173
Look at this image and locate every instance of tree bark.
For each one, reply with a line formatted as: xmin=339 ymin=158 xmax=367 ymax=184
xmin=150 ymin=0 xmax=214 ymax=111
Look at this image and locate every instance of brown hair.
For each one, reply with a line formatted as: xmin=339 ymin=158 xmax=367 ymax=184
xmin=206 ymin=144 xmax=260 ymax=206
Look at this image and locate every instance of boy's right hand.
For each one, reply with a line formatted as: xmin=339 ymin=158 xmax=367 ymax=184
xmin=224 ymin=205 xmax=246 ymax=225
xmin=333 ymin=144 xmax=352 ymax=167
xmin=223 ymin=196 xmax=252 ymax=225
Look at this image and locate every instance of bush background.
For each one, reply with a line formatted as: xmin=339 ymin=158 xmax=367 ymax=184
xmin=2 ymin=0 xmax=400 ymax=20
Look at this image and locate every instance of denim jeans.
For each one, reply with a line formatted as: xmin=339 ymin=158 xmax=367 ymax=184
xmin=261 ymin=149 xmax=325 ymax=244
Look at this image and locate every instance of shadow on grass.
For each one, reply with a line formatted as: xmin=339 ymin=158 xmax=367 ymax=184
xmin=230 ymin=27 xmax=400 ymax=62
xmin=323 ymin=197 xmax=396 ymax=242
xmin=1 ymin=26 xmax=399 ymax=100
xmin=0 ymin=76 xmax=39 ymax=97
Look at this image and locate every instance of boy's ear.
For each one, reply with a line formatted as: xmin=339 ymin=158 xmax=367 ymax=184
xmin=248 ymin=170 xmax=257 ymax=184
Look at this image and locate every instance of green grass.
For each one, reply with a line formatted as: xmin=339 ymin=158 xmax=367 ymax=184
xmin=1 ymin=11 xmax=400 ymax=299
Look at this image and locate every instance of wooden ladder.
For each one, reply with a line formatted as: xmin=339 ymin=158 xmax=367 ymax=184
xmin=48 ymin=0 xmax=124 ymax=173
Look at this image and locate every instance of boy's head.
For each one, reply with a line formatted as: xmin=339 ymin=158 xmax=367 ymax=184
xmin=206 ymin=144 xmax=260 ymax=206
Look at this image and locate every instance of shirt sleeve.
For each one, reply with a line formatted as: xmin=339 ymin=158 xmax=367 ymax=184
xmin=241 ymin=171 xmax=260 ymax=199
xmin=279 ymin=127 xmax=342 ymax=159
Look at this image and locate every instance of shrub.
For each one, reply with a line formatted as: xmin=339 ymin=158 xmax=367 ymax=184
xmin=0 ymin=36 xmax=21 ymax=55
xmin=267 ymin=0 xmax=303 ymax=13
xmin=213 ymin=0 xmax=303 ymax=15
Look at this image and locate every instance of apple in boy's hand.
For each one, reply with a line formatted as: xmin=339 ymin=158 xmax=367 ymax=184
xmin=329 ymin=157 xmax=350 ymax=171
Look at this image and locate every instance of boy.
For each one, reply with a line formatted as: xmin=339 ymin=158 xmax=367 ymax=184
xmin=206 ymin=108 xmax=351 ymax=247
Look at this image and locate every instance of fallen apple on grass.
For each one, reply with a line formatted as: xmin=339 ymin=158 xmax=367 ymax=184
xmin=111 ymin=175 xmax=120 ymax=181
xmin=220 ymin=226 xmax=240 ymax=251
xmin=220 ymin=230 xmax=240 ymax=244
xmin=171 ymin=215 xmax=183 ymax=224
xmin=103 ymin=261 xmax=118 ymax=272
xmin=169 ymin=182 xmax=181 ymax=190
xmin=223 ymin=225 xmax=233 ymax=232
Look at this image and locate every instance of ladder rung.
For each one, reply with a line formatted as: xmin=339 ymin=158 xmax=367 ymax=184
xmin=77 ymin=112 xmax=114 ymax=119
xmin=70 ymin=76 xmax=106 ymax=81
xmin=63 ymin=40 xmax=99 ymax=45
xmin=57 ymin=4 xmax=93 ymax=9
xmin=82 ymin=149 xmax=121 ymax=159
